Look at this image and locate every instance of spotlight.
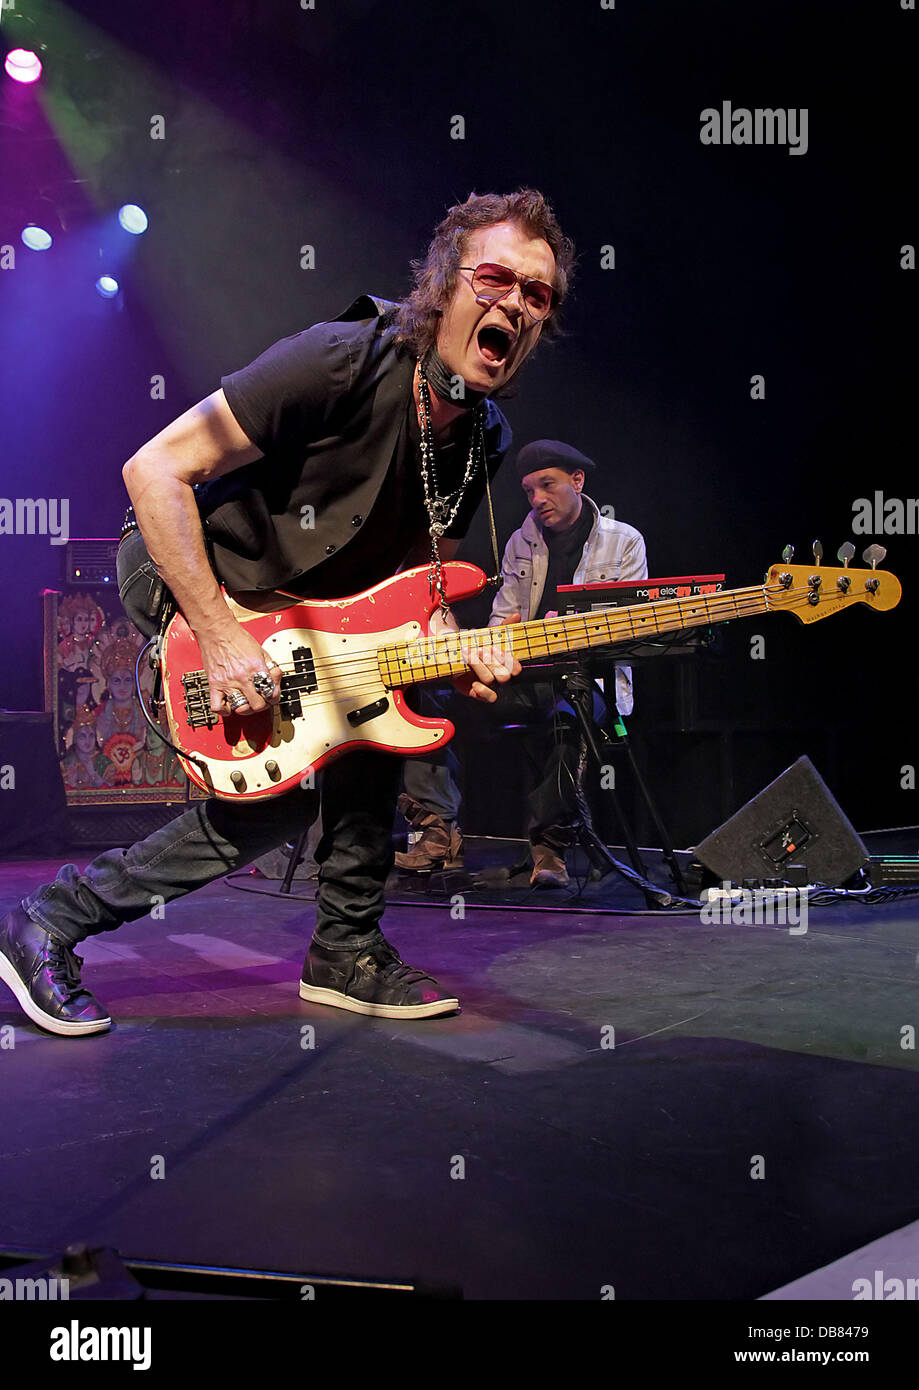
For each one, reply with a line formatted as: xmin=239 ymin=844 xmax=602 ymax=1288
xmin=5 ymin=49 xmax=43 ymax=85
xmin=95 ymin=275 xmax=120 ymax=299
xmin=21 ymin=226 xmax=53 ymax=251
xmin=117 ymin=204 xmax=148 ymax=235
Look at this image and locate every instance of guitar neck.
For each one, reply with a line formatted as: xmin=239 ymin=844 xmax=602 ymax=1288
xmin=382 ymin=581 xmax=773 ymax=688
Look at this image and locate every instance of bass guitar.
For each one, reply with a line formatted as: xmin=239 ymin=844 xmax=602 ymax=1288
xmin=158 ymin=551 xmax=901 ymax=801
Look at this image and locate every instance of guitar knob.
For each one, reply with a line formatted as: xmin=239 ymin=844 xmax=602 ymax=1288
xmin=862 ymin=544 xmax=887 ymax=570
xmin=230 ymin=770 xmax=246 ymax=792
xmin=782 ymin=544 xmax=795 ymax=564
xmin=265 ymin=760 xmax=281 ymax=782
xmin=837 ymin=541 xmax=855 ymax=568
xmin=812 ymin=539 xmax=823 ymax=565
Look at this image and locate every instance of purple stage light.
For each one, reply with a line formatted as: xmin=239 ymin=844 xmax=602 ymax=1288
xmin=21 ymin=226 xmax=53 ymax=251
xmin=95 ymin=275 xmax=120 ymax=299
xmin=5 ymin=49 xmax=43 ymax=85
xmin=118 ymin=204 xmax=148 ymax=235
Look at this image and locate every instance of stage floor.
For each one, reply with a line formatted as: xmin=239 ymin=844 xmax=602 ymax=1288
xmin=2 ymin=842 xmax=918 ymax=1300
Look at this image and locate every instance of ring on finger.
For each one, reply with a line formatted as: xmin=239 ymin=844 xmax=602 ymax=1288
xmin=252 ymin=670 xmax=276 ymax=698
xmin=227 ymin=690 xmax=249 ymax=711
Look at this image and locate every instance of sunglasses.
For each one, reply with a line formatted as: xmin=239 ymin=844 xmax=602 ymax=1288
xmin=458 ymin=262 xmax=558 ymax=320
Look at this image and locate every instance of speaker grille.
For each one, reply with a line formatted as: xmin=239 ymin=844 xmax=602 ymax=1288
xmin=65 ymin=538 xmax=120 ymax=586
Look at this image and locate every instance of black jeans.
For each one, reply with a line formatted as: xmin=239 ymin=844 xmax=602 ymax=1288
xmin=23 ymin=530 xmax=400 ymax=952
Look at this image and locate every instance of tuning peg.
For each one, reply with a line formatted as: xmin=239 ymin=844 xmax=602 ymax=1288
xmin=781 ymin=544 xmax=794 ymax=564
xmin=862 ymin=544 xmax=887 ymax=570
xmin=837 ymin=542 xmax=855 ymax=568
xmin=812 ymin=539 xmax=823 ymax=565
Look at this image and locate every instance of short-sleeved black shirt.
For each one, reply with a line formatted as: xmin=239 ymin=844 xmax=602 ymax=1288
xmin=195 ymin=297 xmax=511 ymax=597
xmin=254 ymin=385 xmax=486 ymax=601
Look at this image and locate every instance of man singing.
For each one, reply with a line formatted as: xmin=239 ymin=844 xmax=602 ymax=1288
xmin=0 ymin=189 xmax=574 ymax=1034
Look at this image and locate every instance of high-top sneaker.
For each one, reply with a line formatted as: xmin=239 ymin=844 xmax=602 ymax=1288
xmin=0 ymin=906 xmax=111 ymax=1036
xmin=300 ymin=937 xmax=459 ymax=1019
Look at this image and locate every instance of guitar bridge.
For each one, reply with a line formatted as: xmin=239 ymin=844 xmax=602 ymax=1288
xmin=182 ymin=673 xmax=220 ymax=729
xmin=182 ymin=645 xmax=319 ymax=728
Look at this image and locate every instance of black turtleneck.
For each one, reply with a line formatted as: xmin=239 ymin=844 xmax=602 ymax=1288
xmin=535 ymin=501 xmax=594 ymax=619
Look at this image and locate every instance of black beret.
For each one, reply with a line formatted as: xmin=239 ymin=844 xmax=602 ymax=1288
xmin=514 ymin=439 xmax=595 ymax=482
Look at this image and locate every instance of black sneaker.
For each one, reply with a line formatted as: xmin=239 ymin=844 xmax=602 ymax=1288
xmin=0 ymin=906 xmax=111 ymax=1037
xmin=299 ymin=937 xmax=459 ymax=1019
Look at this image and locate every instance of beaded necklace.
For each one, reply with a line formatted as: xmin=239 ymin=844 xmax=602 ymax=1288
xmin=416 ymin=358 xmax=486 ymax=620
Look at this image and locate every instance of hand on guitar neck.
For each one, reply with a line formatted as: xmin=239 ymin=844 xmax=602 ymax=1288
xmin=431 ymin=606 xmax=524 ymax=703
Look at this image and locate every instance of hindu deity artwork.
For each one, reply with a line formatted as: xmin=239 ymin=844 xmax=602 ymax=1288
xmin=92 ymin=634 xmax=148 ymax=784
xmin=46 ymin=586 xmax=188 ymax=804
xmin=56 ymin=592 xmax=105 ymax=727
xmin=61 ymin=704 xmax=117 ymax=790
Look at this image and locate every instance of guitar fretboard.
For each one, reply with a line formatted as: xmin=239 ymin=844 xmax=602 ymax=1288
xmin=378 ymin=582 xmax=775 ymax=688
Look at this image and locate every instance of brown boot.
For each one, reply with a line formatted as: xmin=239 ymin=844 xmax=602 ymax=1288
xmin=530 ymin=840 xmax=570 ymax=888
xmin=395 ymin=794 xmax=464 ymax=873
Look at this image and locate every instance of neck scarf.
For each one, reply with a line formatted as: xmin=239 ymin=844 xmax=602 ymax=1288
xmin=421 ymin=346 xmax=488 ymax=410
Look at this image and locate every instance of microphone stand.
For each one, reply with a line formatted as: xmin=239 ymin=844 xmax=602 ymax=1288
xmin=558 ymin=661 xmax=677 ymax=909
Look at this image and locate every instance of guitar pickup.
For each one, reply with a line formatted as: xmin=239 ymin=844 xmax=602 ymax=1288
xmin=280 ymin=645 xmax=318 ymax=720
xmin=347 ymin=697 xmax=389 ymax=727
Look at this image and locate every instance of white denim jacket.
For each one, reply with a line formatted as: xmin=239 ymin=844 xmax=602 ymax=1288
xmin=488 ymin=494 xmax=648 ymax=714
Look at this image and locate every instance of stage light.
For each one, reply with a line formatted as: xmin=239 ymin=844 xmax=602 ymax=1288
xmin=117 ymin=204 xmax=148 ymax=235
xmin=5 ymin=49 xmax=43 ymax=85
xmin=21 ymin=226 xmax=53 ymax=251
xmin=95 ymin=275 xmax=120 ymax=299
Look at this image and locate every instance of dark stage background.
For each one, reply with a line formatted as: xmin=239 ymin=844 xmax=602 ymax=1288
xmin=0 ymin=0 xmax=915 ymax=846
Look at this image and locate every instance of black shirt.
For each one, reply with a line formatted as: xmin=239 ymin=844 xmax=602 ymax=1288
xmin=282 ymin=396 xmax=480 ymax=599
xmin=196 ymin=296 xmax=511 ymax=596
xmin=535 ymin=501 xmax=595 ymax=620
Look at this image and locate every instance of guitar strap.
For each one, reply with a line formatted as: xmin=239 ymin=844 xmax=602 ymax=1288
xmin=482 ymin=458 xmax=503 ymax=588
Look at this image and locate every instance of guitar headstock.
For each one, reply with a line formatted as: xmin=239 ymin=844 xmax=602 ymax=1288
xmin=765 ymin=543 xmax=901 ymax=624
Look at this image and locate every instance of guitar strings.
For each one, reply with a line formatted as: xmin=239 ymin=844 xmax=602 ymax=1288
xmin=175 ymin=579 xmax=863 ymax=722
xmin=204 ymin=582 xmax=781 ymax=681
xmin=183 ymin=580 xmax=841 ymax=687
xmin=177 ymin=586 xmax=861 ymax=722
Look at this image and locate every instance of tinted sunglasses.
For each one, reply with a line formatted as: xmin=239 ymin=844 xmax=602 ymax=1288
xmin=458 ymin=262 xmax=558 ymax=320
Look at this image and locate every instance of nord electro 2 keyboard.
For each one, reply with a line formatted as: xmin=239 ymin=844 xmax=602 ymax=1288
xmin=556 ymin=575 xmax=726 ymax=658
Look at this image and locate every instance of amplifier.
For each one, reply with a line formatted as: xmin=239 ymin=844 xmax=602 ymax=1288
xmin=63 ymin=537 xmax=120 ymax=587
xmin=868 ymin=856 xmax=919 ymax=887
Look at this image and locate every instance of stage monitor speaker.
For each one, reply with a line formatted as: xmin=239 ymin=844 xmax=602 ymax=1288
xmin=694 ymin=755 xmax=868 ymax=887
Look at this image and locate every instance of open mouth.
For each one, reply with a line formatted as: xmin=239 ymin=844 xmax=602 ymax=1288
xmin=477 ymin=324 xmax=514 ymax=365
